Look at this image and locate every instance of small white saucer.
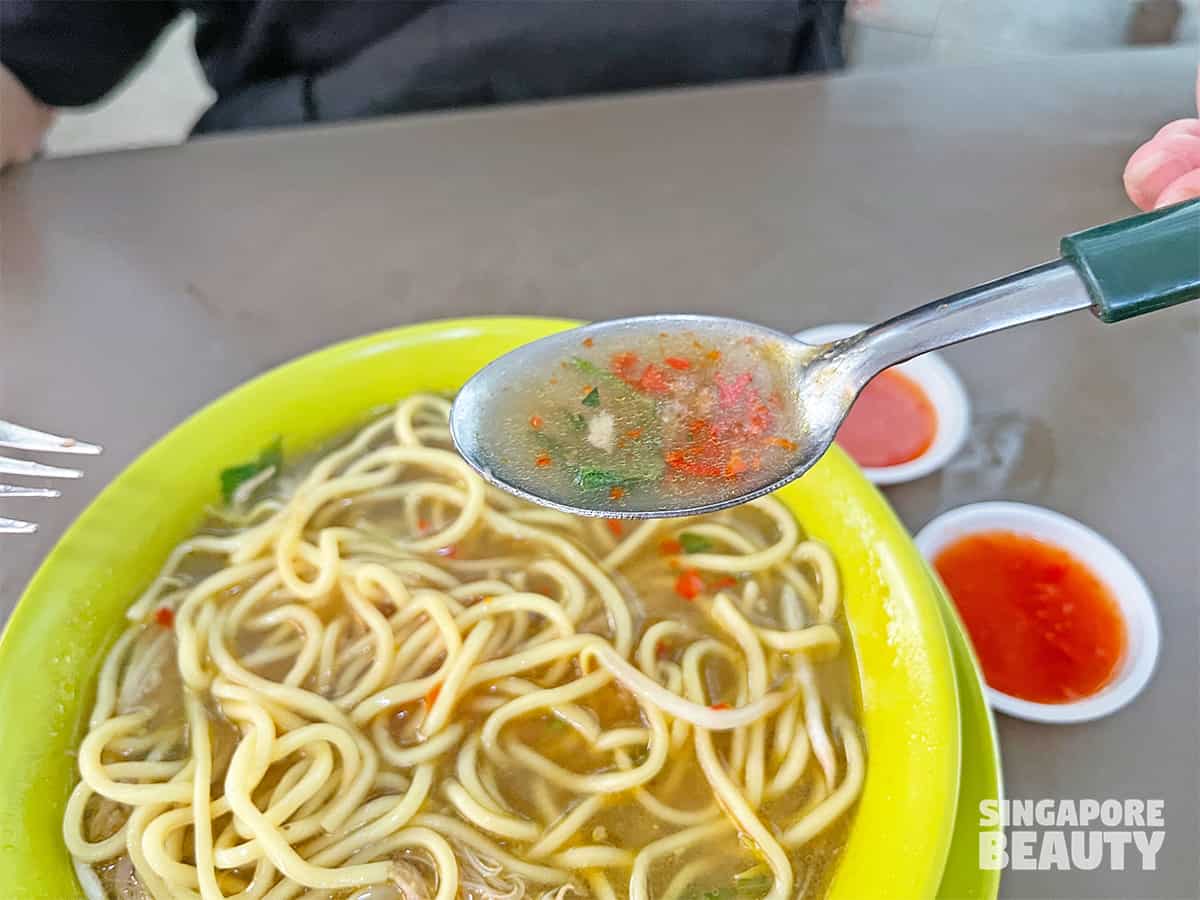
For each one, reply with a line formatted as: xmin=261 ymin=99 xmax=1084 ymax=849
xmin=916 ymin=501 xmax=1160 ymax=724
xmin=794 ymin=323 xmax=970 ymax=485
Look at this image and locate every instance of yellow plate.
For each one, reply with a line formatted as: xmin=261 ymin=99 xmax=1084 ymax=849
xmin=0 ymin=317 xmax=959 ymax=899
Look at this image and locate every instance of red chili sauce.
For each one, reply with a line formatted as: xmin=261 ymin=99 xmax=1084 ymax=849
xmin=835 ymin=369 xmax=936 ymax=468
xmin=934 ymin=531 xmax=1126 ymax=704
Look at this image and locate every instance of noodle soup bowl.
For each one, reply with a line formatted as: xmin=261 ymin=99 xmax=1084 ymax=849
xmin=0 ymin=317 xmax=961 ymax=899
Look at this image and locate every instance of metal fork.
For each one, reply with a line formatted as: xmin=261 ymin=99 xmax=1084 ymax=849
xmin=1 ymin=419 xmax=102 ymax=534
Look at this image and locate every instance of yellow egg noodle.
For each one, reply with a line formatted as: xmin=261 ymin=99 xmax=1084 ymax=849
xmin=65 ymin=394 xmax=864 ymax=900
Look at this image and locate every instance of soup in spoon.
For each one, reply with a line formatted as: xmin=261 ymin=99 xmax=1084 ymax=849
xmin=452 ymin=319 xmax=812 ymax=516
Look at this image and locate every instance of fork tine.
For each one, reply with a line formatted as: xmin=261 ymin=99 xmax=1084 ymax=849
xmin=0 ymin=456 xmax=83 ymax=479
xmin=0 ymin=420 xmax=102 ymax=455
xmin=0 ymin=483 xmax=62 ymax=498
xmin=0 ymin=516 xmax=38 ymax=535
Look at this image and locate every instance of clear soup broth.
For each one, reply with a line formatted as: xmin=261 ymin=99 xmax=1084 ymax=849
xmin=464 ymin=322 xmax=808 ymax=514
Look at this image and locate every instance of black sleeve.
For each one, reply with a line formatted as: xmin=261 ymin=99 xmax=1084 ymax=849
xmin=0 ymin=1 xmax=179 ymax=106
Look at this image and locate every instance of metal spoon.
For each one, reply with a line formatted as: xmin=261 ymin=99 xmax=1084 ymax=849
xmin=452 ymin=199 xmax=1200 ymax=519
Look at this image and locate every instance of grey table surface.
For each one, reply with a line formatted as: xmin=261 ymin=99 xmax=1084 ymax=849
xmin=2 ymin=47 xmax=1198 ymax=900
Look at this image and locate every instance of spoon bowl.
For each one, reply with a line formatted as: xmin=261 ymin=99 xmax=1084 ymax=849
xmin=452 ymin=201 xmax=1200 ymax=518
xmin=451 ymin=314 xmax=858 ymax=518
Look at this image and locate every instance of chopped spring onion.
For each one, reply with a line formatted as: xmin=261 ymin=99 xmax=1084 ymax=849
xmin=220 ymin=437 xmax=282 ymax=505
xmin=678 ymin=532 xmax=714 ymax=553
xmin=577 ymin=467 xmax=624 ymax=490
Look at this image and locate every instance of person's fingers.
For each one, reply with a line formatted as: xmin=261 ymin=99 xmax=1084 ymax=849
xmin=1154 ymin=118 xmax=1200 ymax=140
xmin=1153 ymin=167 xmax=1200 ymax=208
xmin=1123 ymin=132 xmax=1200 ymax=211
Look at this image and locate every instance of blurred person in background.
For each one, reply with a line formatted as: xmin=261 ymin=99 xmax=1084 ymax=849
xmin=0 ymin=0 xmax=846 ymax=168
xmin=5 ymin=2 xmax=1199 ymax=216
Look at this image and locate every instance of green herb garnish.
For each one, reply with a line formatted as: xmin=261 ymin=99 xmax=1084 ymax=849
xmin=559 ymin=357 xmax=664 ymax=489
xmin=572 ymin=356 xmax=654 ymax=411
xmin=220 ymin=437 xmax=283 ymax=504
xmin=576 ymin=467 xmax=624 ymax=490
xmin=572 ymin=356 xmax=603 ymax=376
xmin=678 ymin=532 xmax=714 ymax=554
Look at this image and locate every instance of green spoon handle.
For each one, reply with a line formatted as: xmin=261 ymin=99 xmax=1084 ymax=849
xmin=1060 ymin=198 xmax=1200 ymax=324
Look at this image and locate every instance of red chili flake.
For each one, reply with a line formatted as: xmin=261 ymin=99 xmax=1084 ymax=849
xmin=717 ymin=372 xmax=753 ymax=406
xmin=674 ymin=570 xmax=704 ymax=600
xmin=710 ymin=702 xmax=731 ymax=711
xmin=664 ymin=357 xmax=691 ymax=371
xmin=609 ymin=486 xmax=626 ymax=500
xmin=725 ymin=450 xmax=748 ymax=477
xmin=637 ymin=364 xmax=671 ymax=395
xmin=747 ymin=402 xmax=775 ymax=435
xmin=660 ymin=538 xmax=683 ymax=555
xmin=611 ymin=352 xmax=640 ymax=382
xmin=582 ymin=337 xmax=594 ymax=348
xmin=154 ymin=607 xmax=174 ymax=628
xmin=711 ymin=575 xmax=738 ymax=590
xmin=437 ymin=545 xmax=458 ymax=558
xmin=655 ymin=641 xmax=670 ymax=659
xmin=425 ymin=683 xmax=441 ymax=707
xmin=529 ymin=415 xmax=544 ymax=429
xmin=625 ymin=427 xmax=643 ymax=439
xmin=535 ymin=453 xmax=552 ymax=468
xmin=665 ymin=448 xmax=724 ymax=478
xmin=605 ymin=519 xmax=624 ymax=538
xmin=770 ymin=437 xmax=797 ymax=452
